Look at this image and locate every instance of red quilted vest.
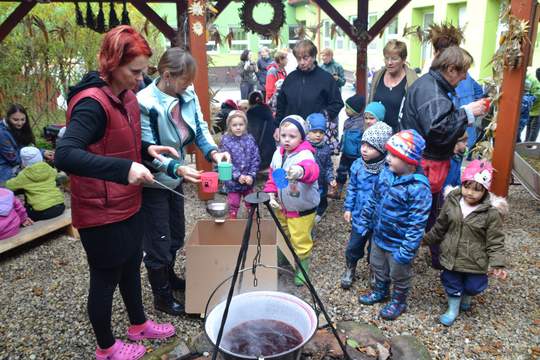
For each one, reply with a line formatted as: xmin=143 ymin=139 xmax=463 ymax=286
xmin=66 ymin=86 xmax=142 ymax=229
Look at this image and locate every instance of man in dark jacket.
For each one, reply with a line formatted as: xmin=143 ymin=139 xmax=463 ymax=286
xmin=276 ymin=40 xmax=344 ymax=123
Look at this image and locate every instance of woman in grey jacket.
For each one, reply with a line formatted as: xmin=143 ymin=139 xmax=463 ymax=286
xmin=137 ymin=48 xmax=230 ymax=315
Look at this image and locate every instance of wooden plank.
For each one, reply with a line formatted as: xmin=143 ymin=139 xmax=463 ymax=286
xmin=368 ymin=0 xmax=412 ymax=41
xmin=187 ymin=0 xmax=213 ymax=200
xmin=0 ymin=1 xmax=36 ymax=43
xmin=491 ymin=0 xmax=537 ymax=196
xmin=130 ymin=0 xmax=177 ymax=43
xmin=311 ymin=0 xmax=357 ymax=42
xmin=0 ymin=211 xmax=72 ymax=254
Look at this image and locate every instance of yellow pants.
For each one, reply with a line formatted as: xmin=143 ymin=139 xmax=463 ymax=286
xmin=276 ymin=209 xmax=316 ymax=260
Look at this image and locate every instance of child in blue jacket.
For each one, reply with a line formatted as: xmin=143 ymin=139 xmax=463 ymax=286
xmin=306 ymin=113 xmax=336 ymax=223
xmin=341 ymin=121 xmax=393 ymax=289
xmin=357 ymin=130 xmax=432 ymax=320
xmin=333 ymin=94 xmax=365 ymax=199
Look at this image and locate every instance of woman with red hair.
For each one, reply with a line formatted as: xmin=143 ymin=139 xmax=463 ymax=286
xmin=55 ymin=26 xmax=177 ymax=360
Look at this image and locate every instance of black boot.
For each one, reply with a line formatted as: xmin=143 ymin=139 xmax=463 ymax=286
xmin=147 ymin=267 xmax=184 ymax=316
xmin=168 ymin=265 xmax=186 ymax=291
xmin=340 ymin=260 xmax=357 ymax=289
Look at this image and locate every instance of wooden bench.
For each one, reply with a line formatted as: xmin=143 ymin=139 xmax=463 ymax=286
xmin=0 ymin=210 xmax=79 ymax=254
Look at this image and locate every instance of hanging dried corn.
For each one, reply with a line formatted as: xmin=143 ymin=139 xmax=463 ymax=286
xmin=109 ymin=0 xmax=120 ymax=28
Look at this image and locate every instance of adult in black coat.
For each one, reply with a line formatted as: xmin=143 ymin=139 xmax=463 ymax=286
xmin=276 ymin=40 xmax=344 ymax=123
xmin=247 ymin=90 xmax=276 ymax=170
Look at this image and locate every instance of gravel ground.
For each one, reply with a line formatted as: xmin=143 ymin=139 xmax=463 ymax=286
xmin=0 ymin=183 xmax=539 ymax=359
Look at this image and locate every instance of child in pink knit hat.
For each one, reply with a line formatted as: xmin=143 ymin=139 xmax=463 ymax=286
xmin=424 ymin=159 xmax=508 ymax=327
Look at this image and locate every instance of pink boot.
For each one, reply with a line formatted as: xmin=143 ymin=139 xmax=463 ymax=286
xmin=127 ymin=319 xmax=175 ymax=341
xmin=95 ymin=339 xmax=145 ymax=360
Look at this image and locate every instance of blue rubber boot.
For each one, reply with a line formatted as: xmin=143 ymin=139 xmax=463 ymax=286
xmin=439 ymin=296 xmax=462 ymax=326
xmin=460 ymin=294 xmax=472 ymax=312
xmin=358 ymin=281 xmax=390 ymax=305
xmin=380 ymin=288 xmax=408 ymax=320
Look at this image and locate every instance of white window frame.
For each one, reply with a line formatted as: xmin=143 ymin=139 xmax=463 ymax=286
xmin=368 ymin=13 xmax=379 ymax=51
xmin=349 ymin=16 xmax=357 ymax=50
xmin=229 ymin=26 xmax=249 ymax=53
xmin=322 ymin=20 xmax=332 ymax=49
xmin=288 ymin=23 xmax=303 ymax=49
xmin=421 ymin=12 xmax=434 ymax=67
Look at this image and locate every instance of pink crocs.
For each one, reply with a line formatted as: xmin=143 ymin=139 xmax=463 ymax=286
xmin=95 ymin=339 xmax=146 ymax=360
xmin=127 ymin=319 xmax=176 ymax=341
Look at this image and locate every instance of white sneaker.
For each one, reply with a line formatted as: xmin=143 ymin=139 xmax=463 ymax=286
xmin=314 ymin=215 xmax=322 ymax=224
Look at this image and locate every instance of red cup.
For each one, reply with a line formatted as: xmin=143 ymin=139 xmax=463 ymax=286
xmin=201 ymin=172 xmax=219 ymax=193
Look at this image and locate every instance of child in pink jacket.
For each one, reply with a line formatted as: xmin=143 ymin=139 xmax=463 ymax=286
xmin=264 ymin=115 xmax=320 ymax=286
xmin=0 ymin=188 xmax=33 ymax=240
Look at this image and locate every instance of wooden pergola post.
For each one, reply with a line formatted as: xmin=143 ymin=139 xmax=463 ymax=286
xmin=491 ymin=0 xmax=537 ymax=197
xmin=187 ymin=0 xmax=213 ymax=200
xmin=355 ymin=0 xmax=368 ymax=96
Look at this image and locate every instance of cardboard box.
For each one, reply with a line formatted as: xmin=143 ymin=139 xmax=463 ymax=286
xmin=186 ymin=219 xmax=294 ymax=314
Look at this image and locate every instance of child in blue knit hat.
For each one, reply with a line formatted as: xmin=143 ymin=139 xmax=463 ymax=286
xmin=356 ymin=129 xmax=432 ymax=320
xmin=364 ymin=102 xmax=386 ymax=130
xmin=307 ymin=113 xmax=336 ymax=223
xmin=332 ymin=94 xmax=365 ymax=199
xmin=341 ymin=121 xmax=393 ymax=289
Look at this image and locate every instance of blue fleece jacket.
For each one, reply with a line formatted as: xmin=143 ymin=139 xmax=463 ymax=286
xmin=357 ymin=166 xmax=432 ymax=264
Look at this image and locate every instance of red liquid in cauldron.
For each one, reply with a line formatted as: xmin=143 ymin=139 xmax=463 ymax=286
xmin=222 ymin=319 xmax=303 ymax=357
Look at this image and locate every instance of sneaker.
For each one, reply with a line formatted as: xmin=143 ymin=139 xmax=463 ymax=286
xmin=314 ymin=215 xmax=322 ymax=224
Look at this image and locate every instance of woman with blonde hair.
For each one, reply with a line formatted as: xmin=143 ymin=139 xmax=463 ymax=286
xmin=368 ymin=39 xmax=418 ymax=133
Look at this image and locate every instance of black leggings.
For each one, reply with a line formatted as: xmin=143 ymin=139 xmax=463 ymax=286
xmin=88 ymin=250 xmax=146 ymax=349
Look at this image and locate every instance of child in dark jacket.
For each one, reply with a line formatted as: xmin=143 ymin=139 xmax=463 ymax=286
xmin=425 ymin=160 xmax=507 ymax=326
xmin=6 ymin=146 xmax=65 ymax=221
xmin=219 ymin=111 xmax=261 ymax=219
xmin=306 ymin=113 xmax=336 ymax=223
xmin=333 ymin=94 xmax=365 ymax=199
xmin=357 ymin=130 xmax=432 ymax=320
xmin=0 ymin=187 xmax=32 ymax=240
xmin=340 ymin=122 xmax=393 ymax=289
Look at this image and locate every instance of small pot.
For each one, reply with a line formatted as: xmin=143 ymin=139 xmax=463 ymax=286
xmin=206 ymin=201 xmax=228 ymax=222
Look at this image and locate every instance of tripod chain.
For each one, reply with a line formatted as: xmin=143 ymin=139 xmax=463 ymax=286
xmin=252 ymin=205 xmax=263 ymax=287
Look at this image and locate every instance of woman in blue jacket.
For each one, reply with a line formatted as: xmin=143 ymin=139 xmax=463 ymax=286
xmin=137 ymin=48 xmax=230 ymax=316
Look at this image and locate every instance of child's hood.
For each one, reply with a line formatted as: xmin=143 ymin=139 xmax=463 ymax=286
xmin=20 ymin=162 xmax=55 ymax=183
xmin=443 ymin=186 xmax=509 ymax=216
xmin=279 ymin=140 xmax=316 ymax=156
xmin=0 ymin=188 xmax=14 ymax=216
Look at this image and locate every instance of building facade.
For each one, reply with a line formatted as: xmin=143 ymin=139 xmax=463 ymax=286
xmin=156 ymin=0 xmax=540 ymax=81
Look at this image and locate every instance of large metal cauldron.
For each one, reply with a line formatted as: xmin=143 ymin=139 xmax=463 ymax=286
xmin=205 ymin=291 xmax=318 ymax=360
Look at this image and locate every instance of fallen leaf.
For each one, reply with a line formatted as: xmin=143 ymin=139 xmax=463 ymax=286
xmin=32 ymin=287 xmax=43 ymax=296
xmin=346 ymin=338 xmax=359 ymax=348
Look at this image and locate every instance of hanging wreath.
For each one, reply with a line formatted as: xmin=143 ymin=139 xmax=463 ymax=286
xmin=239 ymin=0 xmax=285 ymax=37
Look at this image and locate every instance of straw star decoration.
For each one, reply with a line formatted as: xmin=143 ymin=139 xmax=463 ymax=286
xmin=189 ymin=1 xmax=205 ymax=17
xmin=192 ymin=21 xmax=204 ymax=36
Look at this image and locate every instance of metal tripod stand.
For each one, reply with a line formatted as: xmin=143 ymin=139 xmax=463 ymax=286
xmin=210 ymin=191 xmax=350 ymax=360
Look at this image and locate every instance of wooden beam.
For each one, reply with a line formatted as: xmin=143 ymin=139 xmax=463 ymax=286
xmin=311 ymin=0 xmax=357 ymax=42
xmin=491 ymin=0 xmax=537 ymax=197
xmin=368 ymin=0 xmax=411 ymax=41
xmin=130 ymin=0 xmax=177 ymax=43
xmin=355 ymin=0 xmax=368 ymax=97
xmin=214 ymin=0 xmax=233 ymax=15
xmin=187 ymin=0 xmax=213 ymax=200
xmin=0 ymin=0 xmax=183 ymax=2
xmin=0 ymin=1 xmax=36 ymax=43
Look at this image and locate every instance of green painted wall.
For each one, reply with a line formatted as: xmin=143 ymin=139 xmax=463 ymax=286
xmin=479 ymin=0 xmax=501 ymax=79
xmin=409 ymin=6 xmax=434 ymax=69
